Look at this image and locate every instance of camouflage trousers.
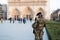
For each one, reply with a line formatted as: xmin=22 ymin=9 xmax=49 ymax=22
xmin=35 ymin=30 xmax=43 ymax=40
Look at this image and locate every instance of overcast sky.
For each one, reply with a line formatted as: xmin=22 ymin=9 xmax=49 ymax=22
xmin=50 ymin=0 xmax=60 ymax=13
xmin=0 ymin=0 xmax=60 ymax=13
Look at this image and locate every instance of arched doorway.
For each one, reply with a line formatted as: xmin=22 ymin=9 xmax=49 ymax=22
xmin=11 ymin=8 xmax=20 ymax=20
xmin=36 ymin=8 xmax=45 ymax=19
xmin=22 ymin=7 xmax=33 ymax=20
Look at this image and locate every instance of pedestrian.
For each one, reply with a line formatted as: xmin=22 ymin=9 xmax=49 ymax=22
xmin=0 ymin=17 xmax=3 ymax=23
xmin=20 ymin=18 xmax=22 ymax=23
xmin=30 ymin=18 xmax=32 ymax=22
xmin=17 ymin=18 xmax=20 ymax=23
xmin=1 ymin=18 xmax=3 ymax=23
xmin=23 ymin=17 xmax=26 ymax=24
xmin=19 ymin=15 xmax=23 ymax=23
xmin=9 ymin=17 xmax=12 ymax=23
xmin=0 ymin=18 xmax=1 ymax=22
xmin=32 ymin=12 xmax=46 ymax=40
xmin=12 ymin=18 xmax=15 ymax=23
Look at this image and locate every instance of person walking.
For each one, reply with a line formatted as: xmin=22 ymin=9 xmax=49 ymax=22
xmin=32 ymin=12 xmax=46 ymax=40
xmin=0 ymin=17 xmax=1 ymax=23
xmin=19 ymin=15 xmax=23 ymax=23
xmin=30 ymin=18 xmax=32 ymax=22
xmin=9 ymin=17 xmax=12 ymax=23
xmin=17 ymin=18 xmax=20 ymax=23
xmin=12 ymin=18 xmax=15 ymax=23
xmin=23 ymin=17 xmax=26 ymax=24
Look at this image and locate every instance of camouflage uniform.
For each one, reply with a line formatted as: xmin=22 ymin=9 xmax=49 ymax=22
xmin=32 ymin=18 xmax=45 ymax=40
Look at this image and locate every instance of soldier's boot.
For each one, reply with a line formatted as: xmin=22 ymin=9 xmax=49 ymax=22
xmin=35 ymin=38 xmax=37 ymax=40
xmin=35 ymin=36 xmax=39 ymax=40
xmin=39 ymin=34 xmax=42 ymax=40
xmin=40 ymin=38 xmax=42 ymax=40
xmin=35 ymin=37 xmax=37 ymax=40
xmin=37 ymin=36 xmax=40 ymax=40
xmin=39 ymin=32 xmax=43 ymax=40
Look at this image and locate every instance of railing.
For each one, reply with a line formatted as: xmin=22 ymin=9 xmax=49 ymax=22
xmin=45 ymin=27 xmax=52 ymax=40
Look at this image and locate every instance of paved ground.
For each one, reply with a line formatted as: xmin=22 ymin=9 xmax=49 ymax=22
xmin=0 ymin=20 xmax=48 ymax=40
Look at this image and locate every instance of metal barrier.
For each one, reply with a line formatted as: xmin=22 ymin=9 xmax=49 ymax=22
xmin=45 ymin=27 xmax=52 ymax=40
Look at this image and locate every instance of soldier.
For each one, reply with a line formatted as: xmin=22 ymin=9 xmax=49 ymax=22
xmin=32 ymin=12 xmax=46 ymax=40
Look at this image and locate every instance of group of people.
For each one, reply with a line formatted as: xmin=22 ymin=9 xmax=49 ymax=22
xmin=9 ymin=17 xmax=32 ymax=24
xmin=0 ymin=12 xmax=46 ymax=40
xmin=32 ymin=12 xmax=46 ymax=40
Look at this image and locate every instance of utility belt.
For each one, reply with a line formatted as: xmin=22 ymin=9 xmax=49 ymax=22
xmin=35 ymin=29 xmax=43 ymax=31
xmin=33 ymin=28 xmax=43 ymax=34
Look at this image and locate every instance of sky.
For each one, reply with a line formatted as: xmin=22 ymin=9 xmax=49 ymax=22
xmin=50 ymin=0 xmax=60 ymax=13
xmin=0 ymin=0 xmax=60 ymax=13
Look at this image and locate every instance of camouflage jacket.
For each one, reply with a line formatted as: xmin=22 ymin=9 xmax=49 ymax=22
xmin=32 ymin=18 xmax=45 ymax=30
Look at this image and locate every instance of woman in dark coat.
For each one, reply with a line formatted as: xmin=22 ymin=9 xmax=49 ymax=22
xmin=23 ymin=17 xmax=26 ymax=24
xmin=17 ymin=18 xmax=20 ymax=23
xmin=30 ymin=18 xmax=32 ymax=22
xmin=9 ymin=17 xmax=12 ymax=23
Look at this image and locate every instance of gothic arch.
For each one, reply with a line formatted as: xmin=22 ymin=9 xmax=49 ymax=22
xmin=35 ymin=7 xmax=45 ymax=18
xmin=22 ymin=7 xmax=33 ymax=20
xmin=11 ymin=8 xmax=20 ymax=20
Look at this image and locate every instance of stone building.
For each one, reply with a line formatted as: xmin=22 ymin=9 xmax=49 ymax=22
xmin=51 ymin=9 xmax=60 ymax=21
xmin=8 ymin=0 xmax=50 ymax=20
xmin=0 ymin=4 xmax=7 ymax=20
xmin=0 ymin=4 xmax=3 ymax=18
xmin=2 ymin=4 xmax=7 ymax=20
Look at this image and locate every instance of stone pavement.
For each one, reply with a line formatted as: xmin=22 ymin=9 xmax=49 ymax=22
xmin=0 ymin=20 xmax=48 ymax=40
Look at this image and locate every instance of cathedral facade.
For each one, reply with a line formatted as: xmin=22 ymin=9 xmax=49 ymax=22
xmin=8 ymin=0 xmax=50 ymax=20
